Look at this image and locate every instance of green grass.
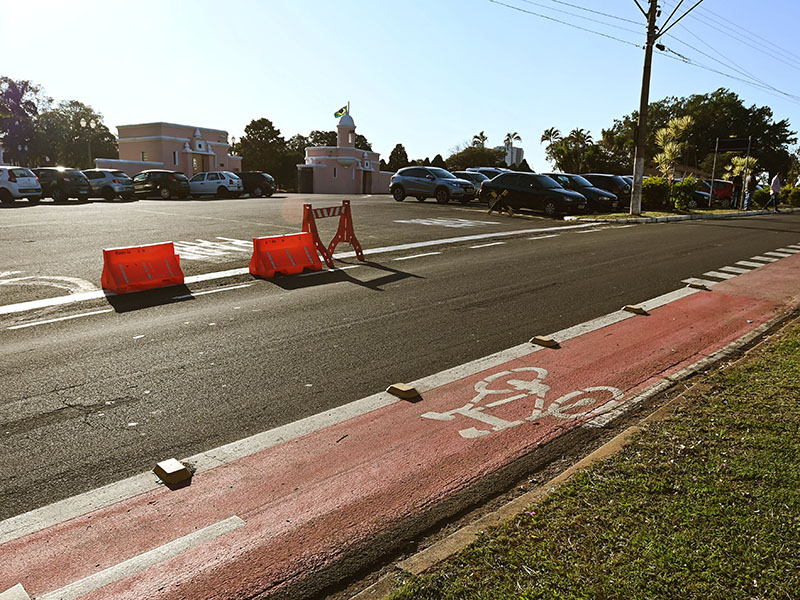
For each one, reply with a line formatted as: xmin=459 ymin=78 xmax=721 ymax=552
xmin=388 ymin=324 xmax=800 ymax=600
xmin=572 ymin=208 xmax=746 ymax=220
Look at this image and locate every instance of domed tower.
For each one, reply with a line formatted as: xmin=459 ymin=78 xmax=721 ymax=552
xmin=337 ymin=113 xmax=356 ymax=148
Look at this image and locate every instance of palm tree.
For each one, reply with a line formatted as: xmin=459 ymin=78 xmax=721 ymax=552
xmin=540 ymin=127 xmax=561 ymax=145
xmin=472 ymin=131 xmax=488 ymax=148
xmin=504 ymin=131 xmax=521 ymax=166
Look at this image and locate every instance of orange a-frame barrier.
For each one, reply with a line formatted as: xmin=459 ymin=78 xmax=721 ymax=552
xmin=101 ymin=242 xmax=185 ymax=294
xmin=301 ymin=200 xmax=365 ymax=268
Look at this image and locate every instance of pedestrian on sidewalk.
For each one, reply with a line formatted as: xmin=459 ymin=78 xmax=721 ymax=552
xmin=766 ymin=172 xmax=782 ymax=212
xmin=732 ymin=172 xmax=743 ymax=209
xmin=744 ymin=170 xmax=757 ymax=210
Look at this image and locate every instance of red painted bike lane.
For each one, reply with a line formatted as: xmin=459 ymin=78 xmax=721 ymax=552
xmin=2 ymin=255 xmax=799 ymax=600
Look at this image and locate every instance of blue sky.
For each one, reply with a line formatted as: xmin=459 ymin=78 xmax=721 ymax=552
xmin=4 ymin=0 xmax=799 ymax=169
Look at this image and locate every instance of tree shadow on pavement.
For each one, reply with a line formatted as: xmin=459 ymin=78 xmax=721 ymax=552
xmin=104 ymin=284 xmax=194 ymax=313
xmin=266 ymin=260 xmax=423 ymax=292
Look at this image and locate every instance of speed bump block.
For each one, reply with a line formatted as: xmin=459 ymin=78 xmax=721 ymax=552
xmin=386 ymin=383 xmax=421 ymax=401
xmin=529 ymin=335 xmax=560 ymax=348
xmin=154 ymin=458 xmax=192 ymax=485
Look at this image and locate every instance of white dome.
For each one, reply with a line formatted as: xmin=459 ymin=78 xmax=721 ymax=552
xmin=338 ymin=113 xmax=355 ymax=127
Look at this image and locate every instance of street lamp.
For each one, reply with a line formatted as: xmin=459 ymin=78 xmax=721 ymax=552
xmin=80 ymin=117 xmax=96 ymax=167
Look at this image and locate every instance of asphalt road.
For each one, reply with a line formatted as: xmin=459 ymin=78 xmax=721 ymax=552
xmin=2 ymin=194 xmax=799 ymax=520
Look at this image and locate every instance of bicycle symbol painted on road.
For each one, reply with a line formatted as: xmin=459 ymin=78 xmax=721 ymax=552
xmin=420 ymin=367 xmax=624 ymax=439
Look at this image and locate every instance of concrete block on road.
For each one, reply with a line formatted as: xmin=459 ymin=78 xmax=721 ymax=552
xmin=153 ymin=458 xmax=192 ymax=485
xmin=0 ymin=584 xmax=31 ymax=600
xmin=386 ymin=383 xmax=421 ymax=401
xmin=529 ymin=335 xmax=560 ymax=348
xmin=622 ymin=304 xmax=649 ymax=316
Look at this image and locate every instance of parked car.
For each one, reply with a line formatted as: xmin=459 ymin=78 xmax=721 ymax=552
xmin=237 ymin=171 xmax=276 ymax=197
xmin=704 ymin=179 xmax=734 ymax=202
xmin=389 ymin=167 xmax=475 ymax=204
xmin=674 ymin=178 xmax=713 ymax=209
xmin=466 ymin=166 xmax=513 ymax=180
xmin=83 ymin=168 xmax=135 ymax=201
xmin=0 ymin=166 xmax=42 ymax=204
xmin=188 ymin=171 xmax=244 ymax=198
xmin=581 ymin=174 xmax=631 ymax=208
xmin=132 ymin=170 xmax=190 ymax=199
xmin=542 ymin=173 xmax=618 ymax=212
xmin=33 ymin=167 xmax=90 ymax=202
xmin=453 ymin=171 xmax=489 ymax=200
xmin=480 ymin=172 xmax=586 ymax=216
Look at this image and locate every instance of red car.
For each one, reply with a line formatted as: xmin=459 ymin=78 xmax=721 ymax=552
xmin=704 ymin=179 xmax=734 ymax=200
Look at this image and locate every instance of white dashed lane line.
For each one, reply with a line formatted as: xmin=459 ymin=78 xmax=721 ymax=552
xmin=393 ymin=252 xmax=442 ymax=261
xmin=470 ymin=242 xmax=506 ymax=249
xmin=7 ymin=309 xmax=114 ymax=330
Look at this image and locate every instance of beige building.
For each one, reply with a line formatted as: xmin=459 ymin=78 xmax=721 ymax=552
xmin=298 ymin=113 xmax=392 ymax=194
xmin=95 ymin=122 xmax=241 ymax=176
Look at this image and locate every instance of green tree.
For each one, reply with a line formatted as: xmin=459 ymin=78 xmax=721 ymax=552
xmin=0 ymin=77 xmax=50 ymax=165
xmin=652 ymin=116 xmax=694 ymax=179
xmin=238 ymin=118 xmax=289 ymax=184
xmin=33 ymin=100 xmax=117 ymax=168
xmin=472 ymin=131 xmax=488 ymax=148
xmin=503 ymin=131 xmax=521 ymax=165
xmin=431 ymin=154 xmax=447 ymax=169
xmin=308 ymin=130 xmax=336 ymax=147
xmin=518 ymin=158 xmax=533 ymax=172
xmin=387 ymin=144 xmax=410 ymax=172
xmin=445 ymin=146 xmax=505 ymax=171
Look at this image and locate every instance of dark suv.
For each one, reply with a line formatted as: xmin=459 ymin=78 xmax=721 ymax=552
xmin=33 ymin=167 xmax=90 ymax=202
xmin=481 ymin=172 xmax=586 ymax=216
xmin=132 ymin=170 xmax=190 ymax=199
xmin=581 ymin=174 xmax=631 ymax=208
xmin=543 ymin=173 xmax=618 ymax=212
xmin=238 ymin=172 xmax=276 ymax=197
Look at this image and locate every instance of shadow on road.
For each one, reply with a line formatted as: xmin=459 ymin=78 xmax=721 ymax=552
xmin=267 ymin=260 xmax=423 ymax=292
xmin=104 ymin=284 xmax=194 ymax=313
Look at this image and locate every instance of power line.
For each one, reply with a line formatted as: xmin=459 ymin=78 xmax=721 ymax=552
xmin=518 ymin=0 xmax=641 ymax=35
xmin=535 ymin=0 xmax=644 ymax=25
xmin=488 ymin=0 xmax=641 ymax=47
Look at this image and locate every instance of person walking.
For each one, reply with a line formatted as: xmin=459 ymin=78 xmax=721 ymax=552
xmin=744 ymin=170 xmax=757 ymax=210
xmin=732 ymin=172 xmax=743 ymax=209
xmin=767 ymin=171 xmax=782 ymax=212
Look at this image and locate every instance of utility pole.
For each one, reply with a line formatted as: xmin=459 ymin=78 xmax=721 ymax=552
xmin=630 ymin=0 xmax=659 ymax=215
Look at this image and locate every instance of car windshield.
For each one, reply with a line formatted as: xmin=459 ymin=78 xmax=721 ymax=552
xmin=11 ymin=168 xmax=35 ymax=178
xmin=569 ymin=175 xmax=594 ymax=187
xmin=428 ymin=168 xmax=455 ymax=179
xmin=533 ymin=174 xmax=561 ymax=189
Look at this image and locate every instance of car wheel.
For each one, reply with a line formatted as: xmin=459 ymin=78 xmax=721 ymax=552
xmin=435 ymin=188 xmax=450 ymax=204
xmin=252 ymin=186 xmax=264 ymax=198
xmin=102 ymin=187 xmax=115 ymax=201
xmin=159 ymin=186 xmax=171 ymax=200
xmin=217 ymin=186 xmax=229 ymax=199
xmin=28 ymin=195 xmax=40 ymax=204
xmin=416 ymin=196 xmax=426 ymax=202
xmin=687 ymin=198 xmax=698 ymax=209
xmin=0 ymin=189 xmax=13 ymax=204
xmin=392 ymin=186 xmax=406 ymax=202
xmin=51 ymin=187 xmax=67 ymax=203
xmin=544 ymin=200 xmax=558 ymax=217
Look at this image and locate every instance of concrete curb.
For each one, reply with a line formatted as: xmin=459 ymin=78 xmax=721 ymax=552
xmin=350 ymin=309 xmax=793 ymax=600
xmin=564 ymin=206 xmax=798 ymax=224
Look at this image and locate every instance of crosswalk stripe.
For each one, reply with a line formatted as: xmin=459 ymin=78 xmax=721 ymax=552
xmin=736 ymin=260 xmax=765 ymax=268
xmin=776 ymin=247 xmax=800 ymax=254
xmin=718 ymin=266 xmax=751 ymax=274
xmin=764 ymin=251 xmax=792 ymax=258
xmin=682 ymin=277 xmax=719 ymax=287
xmin=703 ymin=271 xmax=737 ymax=280
xmin=750 ymin=255 xmax=779 ymax=262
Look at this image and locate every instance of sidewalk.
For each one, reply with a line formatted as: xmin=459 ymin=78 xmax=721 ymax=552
xmin=564 ymin=205 xmax=798 ymax=224
xmin=2 ymin=252 xmax=800 ymax=600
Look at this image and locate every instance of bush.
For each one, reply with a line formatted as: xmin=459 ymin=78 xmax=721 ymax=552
xmin=671 ymin=175 xmax=698 ymax=211
xmin=752 ymin=188 xmax=770 ymax=208
xmin=790 ymin=187 xmax=800 ymax=207
xmin=642 ymin=176 xmax=670 ymax=210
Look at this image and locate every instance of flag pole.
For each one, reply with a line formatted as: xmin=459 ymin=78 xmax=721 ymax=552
xmin=347 ymin=101 xmax=350 ymax=115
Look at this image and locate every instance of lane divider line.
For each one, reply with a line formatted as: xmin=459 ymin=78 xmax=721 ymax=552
xmin=7 ymin=309 xmax=114 ymax=330
xmin=470 ymin=242 xmax=506 ymax=249
xmin=37 ymin=516 xmax=245 ymax=600
xmin=170 ymin=283 xmax=253 ymax=300
xmin=393 ymin=252 xmax=442 ymax=261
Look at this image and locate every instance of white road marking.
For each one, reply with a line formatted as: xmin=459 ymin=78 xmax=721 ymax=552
xmin=37 ymin=516 xmax=245 ymax=600
xmin=7 ymin=309 xmax=114 ymax=330
xmin=470 ymin=242 xmax=506 ymax=249
xmin=609 ymin=224 xmax=636 ymax=229
xmin=703 ymin=271 xmax=737 ymax=280
xmin=171 ymin=283 xmax=253 ymax=300
xmin=787 ymin=244 xmax=800 ymax=250
xmin=394 ymin=218 xmax=500 ymax=228
xmin=736 ymin=260 xmax=765 ymax=268
xmin=750 ymin=255 xmax=779 ymax=262
xmin=0 ymin=223 xmax=598 ymax=317
xmin=682 ymin=277 xmax=719 ymax=287
xmin=775 ymin=247 xmax=800 ymax=254
xmin=528 ymin=234 xmax=559 ymax=240
xmin=394 ymin=252 xmax=442 ymax=261
xmin=134 ymin=208 xmax=297 ymax=230
xmin=0 ymin=271 xmax=23 ymax=278
xmin=297 ymin=265 xmax=361 ymax=277
xmin=763 ymin=251 xmax=792 ymax=258
xmin=0 ymin=275 xmax=97 ymax=293
xmin=718 ymin=266 xmax=751 ymax=274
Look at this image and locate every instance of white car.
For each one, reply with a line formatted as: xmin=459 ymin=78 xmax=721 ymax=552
xmin=188 ymin=171 xmax=244 ymax=198
xmin=0 ymin=166 xmax=42 ymax=204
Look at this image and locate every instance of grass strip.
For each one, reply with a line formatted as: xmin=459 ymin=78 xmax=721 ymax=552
xmin=388 ymin=323 xmax=800 ymax=600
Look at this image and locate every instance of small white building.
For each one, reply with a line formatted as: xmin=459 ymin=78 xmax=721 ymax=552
xmin=495 ymin=145 xmax=524 ymax=167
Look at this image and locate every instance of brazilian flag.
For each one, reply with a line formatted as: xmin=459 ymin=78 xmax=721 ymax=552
xmin=334 ymin=105 xmax=348 ymax=118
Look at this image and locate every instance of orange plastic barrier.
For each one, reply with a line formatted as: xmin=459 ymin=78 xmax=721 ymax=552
xmin=249 ymin=232 xmax=323 ymax=278
xmin=101 ymin=242 xmax=185 ymax=294
xmin=302 ymin=200 xmax=364 ymax=268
